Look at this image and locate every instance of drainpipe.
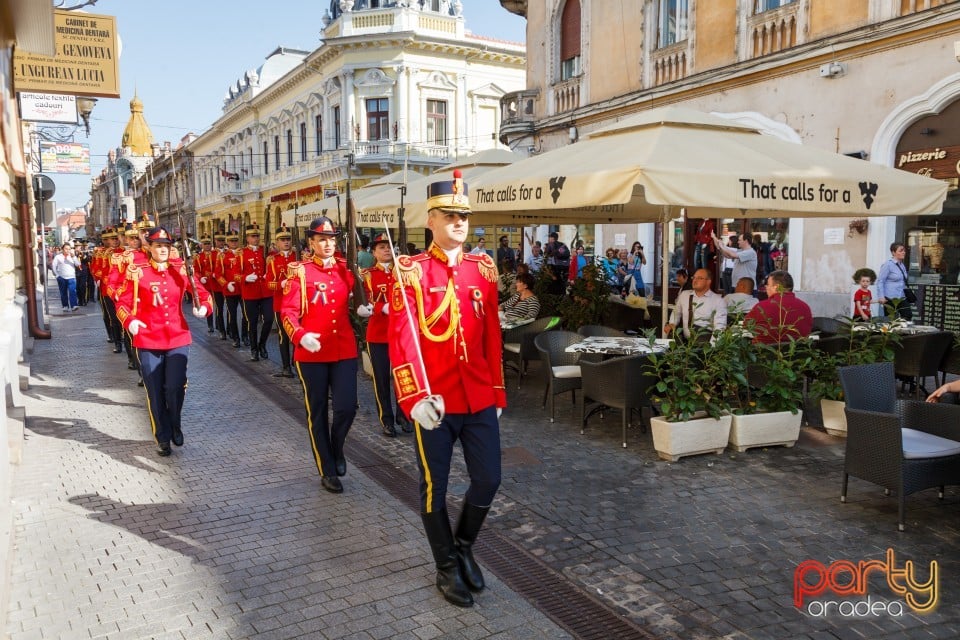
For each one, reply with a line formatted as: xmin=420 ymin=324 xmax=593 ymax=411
xmin=17 ymin=176 xmax=51 ymax=339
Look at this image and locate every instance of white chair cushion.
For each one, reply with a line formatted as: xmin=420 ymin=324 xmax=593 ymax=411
xmin=504 ymin=343 xmax=521 ymax=354
xmin=902 ymin=428 xmax=960 ymax=459
xmin=552 ymin=365 xmax=582 ymax=379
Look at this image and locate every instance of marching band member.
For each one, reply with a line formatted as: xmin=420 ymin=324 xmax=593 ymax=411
xmin=116 ymin=227 xmax=212 ymax=457
xmin=280 ymin=217 xmax=358 ymax=494
xmin=388 ymin=171 xmax=506 ymax=608
xmin=357 ymin=232 xmax=411 ymax=436
xmin=266 ymin=225 xmax=297 ymax=377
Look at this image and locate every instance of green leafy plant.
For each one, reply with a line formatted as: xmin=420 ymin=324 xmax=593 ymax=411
xmin=556 ymin=263 xmax=611 ymax=330
xmin=807 ymin=316 xmax=901 ymax=401
xmin=751 ymin=337 xmax=816 ymax=414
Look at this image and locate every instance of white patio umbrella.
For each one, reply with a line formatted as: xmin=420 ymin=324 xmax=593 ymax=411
xmin=280 ymin=170 xmax=411 ymax=229
xmin=468 ymin=106 xmax=949 ymax=323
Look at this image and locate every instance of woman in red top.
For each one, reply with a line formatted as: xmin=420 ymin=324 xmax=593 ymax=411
xmin=280 ymin=217 xmax=358 ymax=494
xmin=116 ymin=227 xmax=212 ymax=457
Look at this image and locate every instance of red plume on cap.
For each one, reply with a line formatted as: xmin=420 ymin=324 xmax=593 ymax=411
xmin=452 ymin=169 xmax=462 ymax=179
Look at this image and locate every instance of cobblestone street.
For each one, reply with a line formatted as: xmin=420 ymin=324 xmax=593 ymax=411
xmin=4 ymin=302 xmax=960 ymax=639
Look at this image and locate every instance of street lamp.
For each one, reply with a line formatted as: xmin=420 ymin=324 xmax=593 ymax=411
xmin=76 ymin=96 xmax=98 ymax=137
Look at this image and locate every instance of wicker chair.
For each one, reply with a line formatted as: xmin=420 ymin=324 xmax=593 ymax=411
xmin=893 ymin=331 xmax=954 ymax=399
xmin=938 ymin=337 xmax=960 ymax=386
xmin=579 ymin=354 xmax=657 ymax=447
xmin=839 ymin=362 xmax=960 ymax=530
xmin=577 ymin=325 xmax=624 ymax=338
xmin=534 ymin=330 xmax=583 ymax=423
xmin=502 ymin=316 xmax=561 ymax=389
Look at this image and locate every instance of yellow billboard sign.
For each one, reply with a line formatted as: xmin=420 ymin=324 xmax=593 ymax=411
xmin=13 ymin=10 xmax=120 ymax=98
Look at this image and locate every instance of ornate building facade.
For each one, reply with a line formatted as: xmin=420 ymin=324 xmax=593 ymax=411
xmin=189 ymin=1 xmax=525 ymax=245
xmin=499 ymin=0 xmax=960 ymax=314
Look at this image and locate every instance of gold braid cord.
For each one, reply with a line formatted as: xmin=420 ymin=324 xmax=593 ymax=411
xmin=396 ymin=256 xmax=458 ymax=343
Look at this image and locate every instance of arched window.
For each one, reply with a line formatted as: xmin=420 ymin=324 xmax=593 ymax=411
xmin=560 ymin=0 xmax=582 ymax=80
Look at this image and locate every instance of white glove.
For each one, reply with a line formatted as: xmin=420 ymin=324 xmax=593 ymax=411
xmin=200 ymin=276 xmax=208 ymax=284
xmin=356 ymin=303 xmax=374 ymax=318
xmin=411 ymin=395 xmax=445 ymax=430
xmin=300 ymin=332 xmax=321 ymax=353
xmin=244 ymin=273 xmax=258 ymax=283
xmin=128 ymin=319 xmax=147 ymax=336
xmin=497 ymin=408 xmax=502 ymax=419
xmin=381 ymin=304 xmax=389 ymax=315
xmin=192 ymin=306 xmax=208 ymax=318
xmin=226 ymin=282 xmax=236 ymax=293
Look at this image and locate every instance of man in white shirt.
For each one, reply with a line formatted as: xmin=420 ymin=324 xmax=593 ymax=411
xmin=664 ymin=268 xmax=727 ymax=340
xmin=50 ymin=243 xmax=80 ymax=311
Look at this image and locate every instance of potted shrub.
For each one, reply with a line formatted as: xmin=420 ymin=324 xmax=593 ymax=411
xmin=556 ymin=263 xmax=611 ymax=330
xmin=646 ymin=325 xmax=738 ymax=461
xmin=728 ymin=335 xmax=813 ymax=451
xmin=808 ymin=316 xmax=900 ymax=436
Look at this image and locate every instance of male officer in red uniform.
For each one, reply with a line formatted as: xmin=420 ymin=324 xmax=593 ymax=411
xmin=210 ymin=230 xmax=228 ymax=339
xmin=389 ymin=170 xmax=506 ymax=608
xmin=358 ymin=233 xmax=411 ymax=436
xmin=116 ymin=227 xmax=212 ymax=456
xmin=280 ymin=217 xmax=358 ymax=494
xmin=265 ymin=224 xmax=297 ymax=377
xmin=94 ymin=227 xmax=122 ymax=347
xmin=240 ymin=223 xmax=273 ymax=361
xmin=194 ymin=236 xmax=218 ymax=334
xmin=217 ymin=231 xmax=244 ymax=348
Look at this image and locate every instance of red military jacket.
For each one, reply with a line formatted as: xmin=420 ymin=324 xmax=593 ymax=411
xmin=280 ymin=256 xmax=358 ymax=363
xmin=116 ymin=258 xmax=213 ymax=350
xmin=361 ymin=262 xmax=394 ymax=344
xmin=388 ymin=244 xmax=506 ymax=416
xmin=266 ymin=250 xmax=297 ymax=306
xmin=239 ymin=245 xmax=270 ymax=300
xmin=194 ymin=249 xmax=219 ymax=293
xmin=218 ymin=248 xmax=243 ymax=296
xmin=107 ymin=247 xmax=148 ymax=300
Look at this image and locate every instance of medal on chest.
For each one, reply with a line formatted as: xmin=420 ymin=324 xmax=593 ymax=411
xmin=150 ymin=282 xmax=164 ymax=306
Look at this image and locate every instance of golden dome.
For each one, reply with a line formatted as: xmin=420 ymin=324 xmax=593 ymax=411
xmin=121 ymin=91 xmax=154 ymax=155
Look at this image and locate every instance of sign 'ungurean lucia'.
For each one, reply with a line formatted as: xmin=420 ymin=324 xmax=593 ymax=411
xmin=13 ymin=10 xmax=120 ymax=98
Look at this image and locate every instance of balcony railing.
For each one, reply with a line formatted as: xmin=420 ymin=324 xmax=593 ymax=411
xmin=899 ymin=0 xmax=957 ymax=14
xmin=748 ymin=2 xmax=799 ymax=57
xmin=552 ymin=76 xmax=581 ymax=114
xmin=501 ymin=89 xmax=538 ymax=125
xmin=652 ymin=41 xmax=688 ymax=86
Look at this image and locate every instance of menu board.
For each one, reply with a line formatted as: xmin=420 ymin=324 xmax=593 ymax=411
xmin=919 ymin=284 xmax=960 ymax=333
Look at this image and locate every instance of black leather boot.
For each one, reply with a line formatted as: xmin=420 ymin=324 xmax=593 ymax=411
xmin=454 ymin=502 xmax=490 ymax=592
xmin=421 ymin=510 xmax=473 ymax=607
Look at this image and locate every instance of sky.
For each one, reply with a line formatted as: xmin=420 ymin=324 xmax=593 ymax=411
xmin=45 ymin=0 xmax=526 ymax=210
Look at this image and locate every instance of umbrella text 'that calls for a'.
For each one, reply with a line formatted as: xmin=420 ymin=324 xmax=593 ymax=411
xmin=280 ymin=170 xmax=411 ymax=230
xmin=468 ymin=106 xmax=949 ymax=326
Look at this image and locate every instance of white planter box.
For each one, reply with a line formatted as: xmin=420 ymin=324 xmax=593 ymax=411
xmin=650 ymin=415 xmax=732 ymax=462
xmin=729 ymin=410 xmax=802 ymax=452
xmin=821 ymin=399 xmax=847 ymax=437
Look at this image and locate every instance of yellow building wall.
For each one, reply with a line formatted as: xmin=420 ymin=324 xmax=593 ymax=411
xmin=695 ymin=0 xmax=738 ymax=70
xmin=587 ymin=1 xmax=645 ymax=102
xmin=809 ymin=0 xmax=870 ymax=39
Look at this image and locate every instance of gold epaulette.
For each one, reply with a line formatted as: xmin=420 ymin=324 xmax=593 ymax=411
xmin=395 ymin=254 xmax=423 ymax=287
xmin=126 ymin=264 xmax=143 ymax=280
xmin=286 ymin=261 xmax=305 ymax=279
xmin=463 ymin=252 xmax=499 ymax=283
xmin=110 ymin=253 xmax=123 ymax=266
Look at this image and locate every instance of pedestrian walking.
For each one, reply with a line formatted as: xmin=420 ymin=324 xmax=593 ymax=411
xmin=389 ymin=170 xmax=506 ymax=608
xmin=116 ymin=227 xmax=212 ymax=457
xmin=51 ymin=243 xmax=80 ymax=311
xmin=280 ymin=216 xmax=358 ymax=494
xmin=357 ymin=232 xmax=411 ymax=437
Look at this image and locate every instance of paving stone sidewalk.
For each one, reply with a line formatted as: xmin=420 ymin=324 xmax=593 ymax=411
xmin=3 ymin=304 xmax=568 ymax=640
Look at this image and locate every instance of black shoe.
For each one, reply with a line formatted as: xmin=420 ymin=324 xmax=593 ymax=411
xmin=106 ymin=337 xmax=114 ymax=343
xmin=157 ymin=442 xmax=171 ymax=457
xmin=382 ymin=423 xmax=398 ymax=437
xmin=421 ymin=510 xmax=474 ymax=607
xmin=208 ymin=327 xmax=215 ymax=333
xmin=455 ymin=503 xmax=491 ymax=592
xmin=335 ymin=456 xmax=346 ymax=477
xmin=320 ymin=476 xmax=343 ymax=493
xmin=171 ymin=429 xmax=184 ymax=447
xmin=127 ymin=361 xmax=137 ymax=370
xmin=399 ymin=419 xmax=414 ymax=433
xmin=242 ymin=336 xmax=250 ymax=346
xmin=273 ymin=367 xmax=295 ymax=378
xmin=219 ymin=332 xmax=227 ymax=340
xmin=233 ymin=340 xmax=241 ymax=348
xmin=113 ymin=345 xmax=123 ymax=354
xmin=136 ymin=378 xmax=144 ymax=387
xmin=249 ymin=352 xmax=260 ymax=362
xmin=259 ymin=346 xmax=268 ymax=359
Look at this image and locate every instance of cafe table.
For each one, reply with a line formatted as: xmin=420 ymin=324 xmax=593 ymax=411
xmin=565 ymin=336 xmax=672 ymax=356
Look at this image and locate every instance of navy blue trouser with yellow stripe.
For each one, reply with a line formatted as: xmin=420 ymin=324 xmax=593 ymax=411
xmin=139 ymin=346 xmax=188 ymax=445
xmin=296 ymin=358 xmax=357 ymax=477
xmin=367 ymin=342 xmax=400 ymax=428
xmin=415 ymin=406 xmax=501 ymax=513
